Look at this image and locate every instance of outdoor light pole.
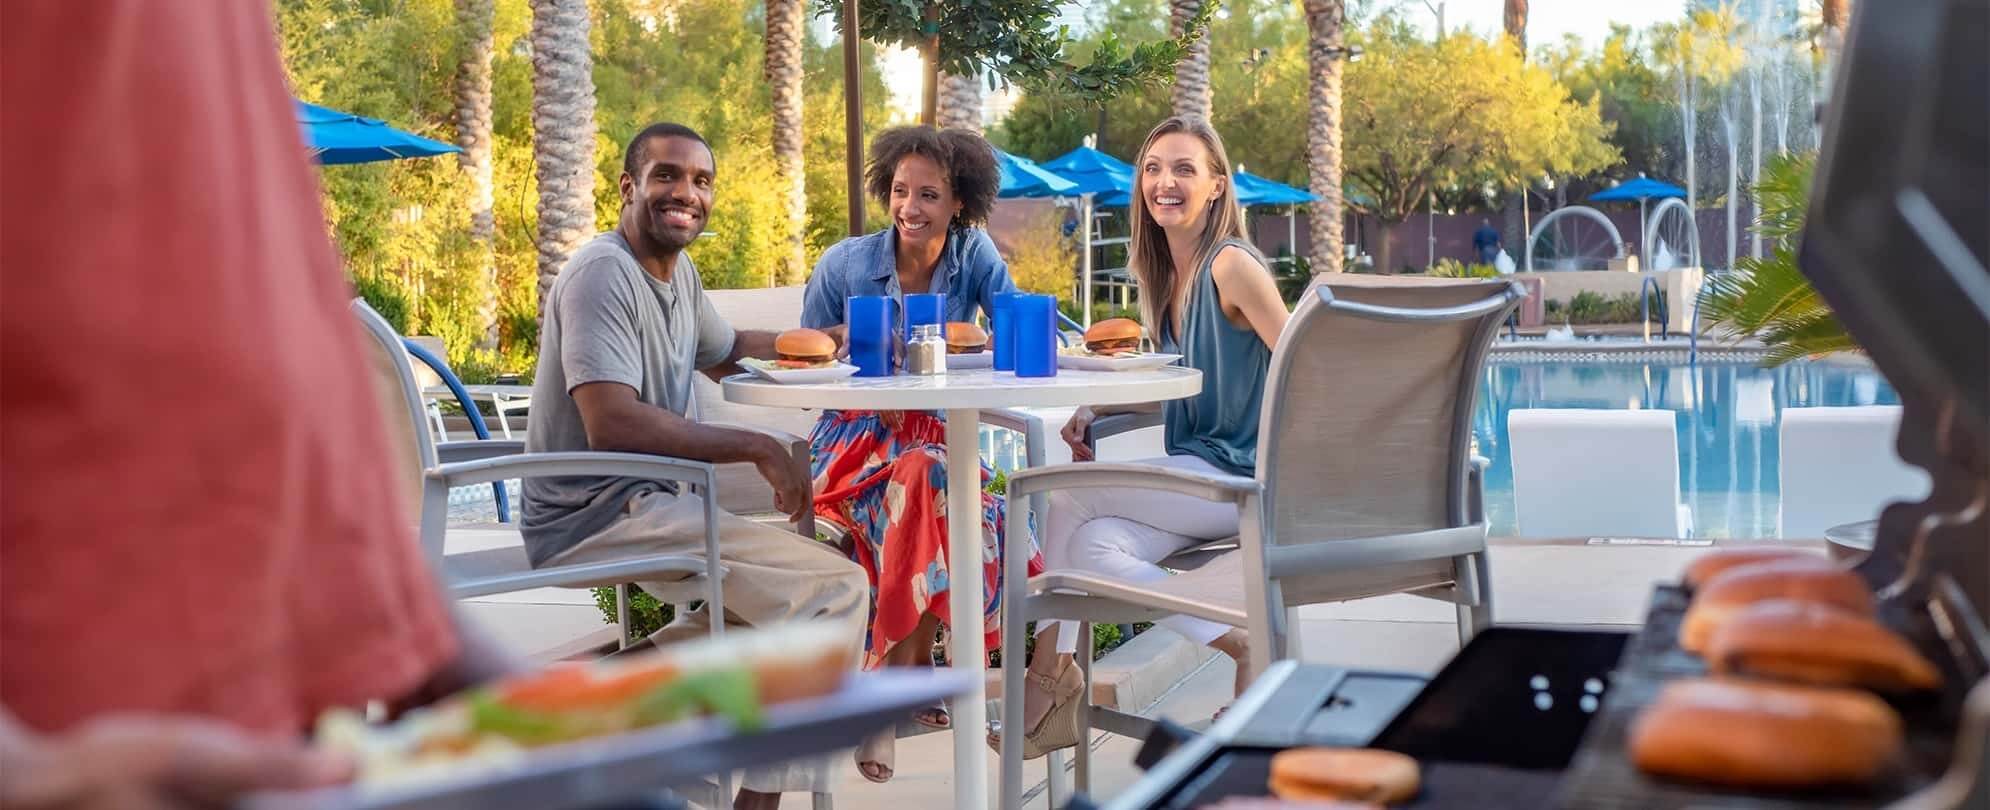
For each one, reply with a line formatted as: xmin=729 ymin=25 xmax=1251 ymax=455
xmin=1079 ymin=192 xmax=1095 ymax=327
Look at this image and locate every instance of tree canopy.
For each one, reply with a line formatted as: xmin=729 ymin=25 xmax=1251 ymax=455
xmin=817 ymin=0 xmax=1213 ymax=106
xmin=277 ymin=0 xmax=886 ymax=377
xmin=1342 ymin=19 xmax=1618 ymax=270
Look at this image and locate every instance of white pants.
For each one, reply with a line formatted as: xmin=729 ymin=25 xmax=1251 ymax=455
xmin=1038 ymin=454 xmax=1240 ymax=654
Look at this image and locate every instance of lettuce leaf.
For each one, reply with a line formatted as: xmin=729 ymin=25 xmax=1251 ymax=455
xmin=631 ymin=668 xmax=763 ymax=731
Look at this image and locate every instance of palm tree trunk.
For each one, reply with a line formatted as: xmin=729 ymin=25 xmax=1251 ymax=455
xmin=1749 ymin=65 xmax=1763 ymax=260
xmin=1302 ymin=0 xmax=1346 ymax=274
xmin=1722 ymin=95 xmax=1739 ymax=270
xmin=1170 ymin=0 xmax=1212 ymax=121
xmin=765 ymin=0 xmax=807 ymax=286
xmin=530 ymin=0 xmax=597 ymax=317
xmin=937 ymin=72 xmax=982 ymax=130
xmin=1501 ymin=0 xmax=1528 ymax=267
xmin=920 ymin=3 xmax=940 ymax=125
xmin=1503 ymin=0 xmax=1528 ymax=55
xmin=456 ymin=0 xmax=498 ymax=348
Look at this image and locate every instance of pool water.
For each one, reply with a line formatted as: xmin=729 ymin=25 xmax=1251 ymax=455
xmin=1474 ymin=357 xmax=1899 ymax=538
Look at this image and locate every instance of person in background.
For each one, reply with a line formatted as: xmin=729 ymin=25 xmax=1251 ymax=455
xmin=1 ymin=1 xmax=518 ymax=806
xmin=991 ymin=116 xmax=1289 ymax=759
xmin=1474 ymin=218 xmax=1503 ymax=266
xmin=521 ymin=122 xmax=870 ymax=809
xmin=798 ymin=125 xmax=1042 ymax=783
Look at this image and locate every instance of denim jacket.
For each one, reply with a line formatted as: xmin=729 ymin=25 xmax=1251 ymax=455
xmin=800 ymin=226 xmax=1017 ymax=329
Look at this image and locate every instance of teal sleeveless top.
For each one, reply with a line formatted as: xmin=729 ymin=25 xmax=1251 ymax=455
xmin=1159 ymin=239 xmax=1273 ymax=476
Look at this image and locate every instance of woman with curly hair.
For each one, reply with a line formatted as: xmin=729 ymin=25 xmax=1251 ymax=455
xmin=799 ymin=125 xmax=1043 ymax=782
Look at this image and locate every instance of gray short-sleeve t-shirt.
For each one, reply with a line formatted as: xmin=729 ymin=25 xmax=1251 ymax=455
xmin=521 ymin=231 xmax=736 ymax=564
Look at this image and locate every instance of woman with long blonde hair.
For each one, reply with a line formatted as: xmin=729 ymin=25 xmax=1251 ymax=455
xmin=990 ymin=117 xmax=1291 ymax=758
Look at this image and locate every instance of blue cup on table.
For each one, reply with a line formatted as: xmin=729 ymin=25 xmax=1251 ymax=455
xmin=1012 ymin=294 xmax=1058 ymax=378
xmin=992 ymin=292 xmax=1019 ymax=371
xmin=904 ymin=292 xmax=946 ymax=341
xmin=846 ymin=295 xmax=898 ymax=377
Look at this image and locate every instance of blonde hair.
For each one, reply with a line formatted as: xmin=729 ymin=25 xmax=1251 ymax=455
xmin=1128 ymin=116 xmax=1247 ymax=339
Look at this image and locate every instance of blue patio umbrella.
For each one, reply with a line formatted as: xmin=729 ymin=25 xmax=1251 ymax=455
xmin=1232 ymin=170 xmax=1319 ymax=207
xmin=995 ymin=148 xmax=1077 ymax=198
xmin=1589 ymin=174 xmax=1687 ymax=267
xmin=1040 ymin=146 xmax=1139 ymax=326
xmin=296 ymin=100 xmax=460 ymax=165
xmin=1588 ymin=174 xmax=1687 ymax=203
xmin=1042 ymin=146 xmax=1136 ymax=197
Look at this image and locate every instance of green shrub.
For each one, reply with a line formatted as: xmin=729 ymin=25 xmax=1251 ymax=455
xmin=351 ymin=272 xmax=411 ymax=333
xmin=1428 ymin=258 xmax=1500 ymax=279
xmin=1544 ymin=291 xmax=1656 ymax=325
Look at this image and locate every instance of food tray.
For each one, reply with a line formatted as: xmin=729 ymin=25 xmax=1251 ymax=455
xmin=244 ymin=669 xmax=974 ymax=810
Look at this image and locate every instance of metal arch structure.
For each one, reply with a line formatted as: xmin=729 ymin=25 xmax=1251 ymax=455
xmin=1643 ymin=197 xmax=1704 ymax=271
xmin=1524 ymin=205 xmax=1626 ymax=272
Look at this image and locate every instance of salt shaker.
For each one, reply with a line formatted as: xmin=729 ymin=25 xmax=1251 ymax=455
xmin=906 ymin=323 xmax=947 ymax=376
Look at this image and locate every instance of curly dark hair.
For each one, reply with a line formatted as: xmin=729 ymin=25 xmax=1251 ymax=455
xmin=864 ymin=126 xmax=1000 ymax=229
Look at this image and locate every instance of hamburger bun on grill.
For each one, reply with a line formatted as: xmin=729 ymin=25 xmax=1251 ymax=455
xmin=1083 ymin=318 xmax=1142 ymax=356
xmin=1680 ymin=559 xmax=1873 ymax=653
xmin=1268 ymin=747 xmax=1420 ymax=805
xmin=945 ymin=321 xmax=988 ymax=354
xmin=774 ymin=328 xmax=836 ymax=369
xmin=1630 ymin=677 xmax=1902 ymax=789
xmin=1199 ymin=798 xmax=1382 ymax=810
xmin=1705 ymin=599 xmax=1941 ymax=691
xmin=1683 ymin=547 xmax=1828 ymax=590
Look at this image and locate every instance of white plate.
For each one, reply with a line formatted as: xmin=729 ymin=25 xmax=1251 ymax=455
xmin=945 ymin=351 xmax=993 ymax=369
xmin=741 ymin=358 xmax=862 ymax=384
xmin=1055 ymin=352 xmax=1183 ymax=372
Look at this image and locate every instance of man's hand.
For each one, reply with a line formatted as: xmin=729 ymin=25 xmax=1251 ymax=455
xmin=1061 ymin=406 xmax=1097 ymax=462
xmin=2 ymin=714 xmax=353 ymax=809
xmin=751 ymin=435 xmax=813 ymax=523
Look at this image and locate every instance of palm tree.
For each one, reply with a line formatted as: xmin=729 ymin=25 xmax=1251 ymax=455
xmin=529 ymin=0 xmax=597 ymax=316
xmin=766 ymin=0 xmax=807 ymax=285
xmin=1699 ymin=152 xmax=1850 ymax=365
xmin=1170 ymin=0 xmax=1212 ymax=120
xmin=1502 ymin=0 xmax=1528 ymax=260
xmin=937 ymin=71 xmax=982 ymax=130
xmin=455 ymin=0 xmax=498 ymax=348
xmin=1302 ymin=0 xmax=1346 ymax=274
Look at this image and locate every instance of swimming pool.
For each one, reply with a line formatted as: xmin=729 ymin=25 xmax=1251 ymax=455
xmin=1474 ymin=354 xmax=1899 ymax=538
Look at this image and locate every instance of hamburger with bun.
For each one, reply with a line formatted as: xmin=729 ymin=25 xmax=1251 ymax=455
xmin=775 ymin=328 xmax=837 ymax=369
xmin=946 ymin=321 xmax=988 ymax=354
xmin=1083 ymin=318 xmax=1142 ymax=356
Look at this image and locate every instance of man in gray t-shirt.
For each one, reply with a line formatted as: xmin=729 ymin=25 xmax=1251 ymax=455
xmin=522 ymin=123 xmax=866 ymax=804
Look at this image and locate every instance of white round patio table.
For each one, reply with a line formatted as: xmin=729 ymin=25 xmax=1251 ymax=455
xmin=723 ymin=365 xmax=1202 ymax=810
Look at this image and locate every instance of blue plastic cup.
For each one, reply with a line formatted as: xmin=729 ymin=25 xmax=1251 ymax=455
xmin=992 ymin=292 xmax=1019 ymax=371
xmin=846 ymin=296 xmax=899 ymax=377
xmin=904 ymin=292 xmax=946 ymax=341
xmin=1012 ymin=294 xmax=1058 ymax=378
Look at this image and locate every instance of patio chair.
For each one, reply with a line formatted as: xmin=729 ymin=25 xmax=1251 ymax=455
xmin=353 ymin=298 xmax=829 ymax=808
xmin=1508 ymin=409 xmax=1694 ymax=539
xmin=996 ymin=276 xmax=1525 ymax=809
xmin=1779 ymin=405 xmax=1930 ymax=539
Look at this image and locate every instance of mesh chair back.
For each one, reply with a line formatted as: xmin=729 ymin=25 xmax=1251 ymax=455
xmin=350 ymin=299 xmax=435 ymax=507
xmin=1257 ymin=276 xmax=1523 ymax=544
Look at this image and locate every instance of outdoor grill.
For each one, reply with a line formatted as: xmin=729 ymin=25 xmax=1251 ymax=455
xmin=1083 ymin=0 xmax=1990 ymax=806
